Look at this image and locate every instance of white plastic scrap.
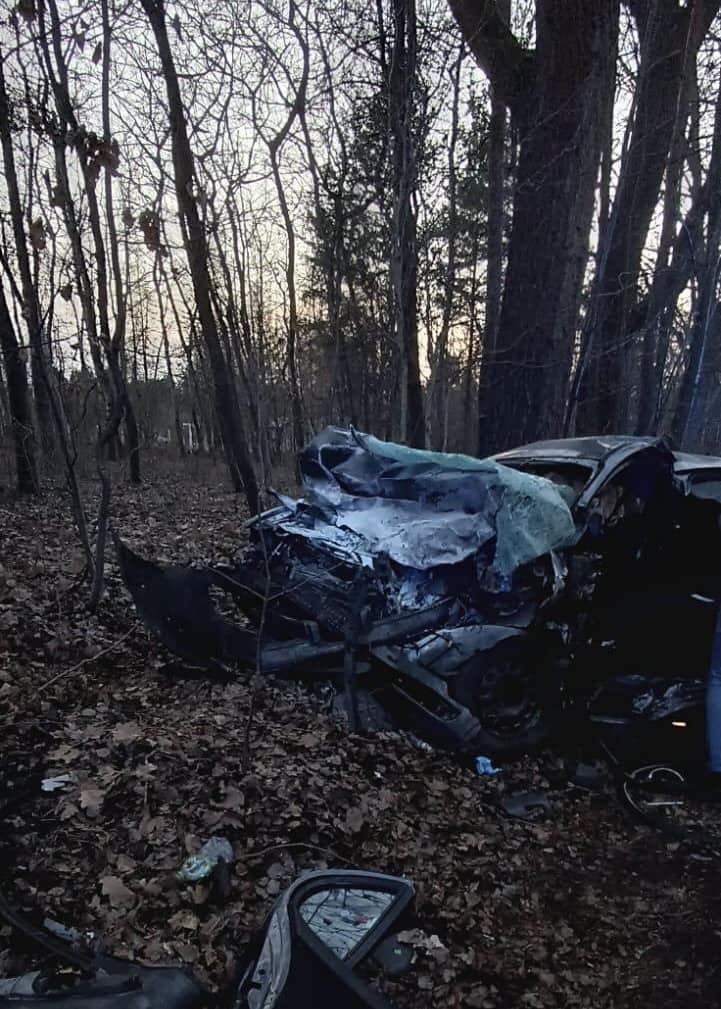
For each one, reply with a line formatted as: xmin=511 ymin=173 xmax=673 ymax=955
xmin=41 ymin=774 xmax=76 ymax=793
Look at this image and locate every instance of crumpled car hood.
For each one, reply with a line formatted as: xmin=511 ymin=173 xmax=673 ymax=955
xmin=266 ymin=427 xmax=577 ymax=581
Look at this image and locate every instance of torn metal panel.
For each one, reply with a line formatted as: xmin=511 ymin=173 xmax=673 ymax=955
xmin=286 ymin=427 xmax=578 ymax=580
xmin=372 ymin=626 xmax=524 ymax=680
xmin=115 ymin=539 xmax=345 ymax=676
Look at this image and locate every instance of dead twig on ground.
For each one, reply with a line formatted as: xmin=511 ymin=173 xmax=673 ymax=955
xmin=237 ymin=841 xmax=353 ymax=866
xmin=38 ymin=624 xmax=137 ymax=692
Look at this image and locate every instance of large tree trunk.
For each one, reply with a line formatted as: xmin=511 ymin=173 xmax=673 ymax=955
xmin=0 ymin=285 xmax=38 ymax=494
xmin=140 ymin=0 xmax=258 ymax=512
xmin=677 ymin=297 xmax=721 ymax=450
xmin=637 ymin=55 xmax=721 ymax=435
xmin=390 ymin=0 xmax=425 ymax=447
xmin=576 ymin=0 xmax=719 ymax=435
xmin=451 ymin=0 xmax=620 ymax=454
xmin=672 ymin=149 xmax=721 ymax=448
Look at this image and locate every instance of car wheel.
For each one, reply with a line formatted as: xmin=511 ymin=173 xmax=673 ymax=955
xmin=451 ymin=639 xmax=557 ymax=761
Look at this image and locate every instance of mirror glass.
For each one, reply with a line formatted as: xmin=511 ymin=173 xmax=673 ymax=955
xmin=299 ymin=888 xmax=394 ymax=959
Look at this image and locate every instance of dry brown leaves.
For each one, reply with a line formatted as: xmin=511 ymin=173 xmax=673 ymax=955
xmin=2 ymin=462 xmax=721 ymax=1008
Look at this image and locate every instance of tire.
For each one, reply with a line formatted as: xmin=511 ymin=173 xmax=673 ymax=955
xmin=450 ymin=637 xmax=557 ymax=761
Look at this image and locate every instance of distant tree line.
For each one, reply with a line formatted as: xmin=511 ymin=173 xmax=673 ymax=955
xmin=2 ymin=0 xmax=721 ymax=522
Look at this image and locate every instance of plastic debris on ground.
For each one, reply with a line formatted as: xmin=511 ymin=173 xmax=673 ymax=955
xmin=41 ymin=774 xmax=75 ymax=793
xmin=475 ymin=756 xmax=502 ymax=776
xmin=565 ymin=760 xmax=607 ymax=790
xmin=500 ymin=791 xmax=552 ymax=821
xmin=43 ymin=918 xmax=95 ymax=948
xmin=177 ymin=837 xmax=234 ymax=901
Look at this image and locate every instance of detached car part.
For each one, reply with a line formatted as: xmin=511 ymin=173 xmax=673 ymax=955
xmin=234 ymin=870 xmax=415 ymax=1009
xmin=0 ymin=872 xmax=416 ymax=1009
xmin=0 ymin=891 xmax=205 ymax=1009
xmin=0 ymin=962 xmax=204 ymax=1009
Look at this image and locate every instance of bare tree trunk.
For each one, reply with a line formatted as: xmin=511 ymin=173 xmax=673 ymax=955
xmin=672 ymin=155 xmax=721 ymax=447
xmin=577 ymin=0 xmax=719 ymax=434
xmin=269 ymin=151 xmax=305 ymax=455
xmin=674 ymin=272 xmax=721 ymax=450
xmin=478 ymin=0 xmax=509 ymax=454
xmin=0 ymin=47 xmax=51 ymax=463
xmin=153 ymin=259 xmax=185 ymax=457
xmin=36 ymin=2 xmax=112 ymax=400
xmin=390 ymin=0 xmax=425 ymax=447
xmin=226 ymin=206 xmax=263 ymax=413
xmin=101 ymin=0 xmax=141 ymax=482
xmin=429 ymin=46 xmax=463 ymax=450
xmin=299 ymin=88 xmax=357 ymax=427
xmin=208 ymin=203 xmax=261 ymax=455
xmin=260 ymin=5 xmax=309 ymax=455
xmin=640 ymin=56 xmax=721 ymax=436
xmin=462 ymin=230 xmax=480 ymax=452
xmin=140 ymin=0 xmax=258 ymax=511
xmin=0 ymin=284 xmax=38 ymax=494
xmin=159 ymin=254 xmax=212 ymax=450
xmin=452 ymin=0 xmax=620 ymax=453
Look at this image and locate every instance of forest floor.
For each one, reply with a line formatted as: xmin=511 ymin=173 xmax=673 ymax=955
xmin=2 ymin=459 xmax=721 ymax=1008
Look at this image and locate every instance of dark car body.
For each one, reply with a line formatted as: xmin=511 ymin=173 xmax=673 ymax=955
xmin=494 ymin=435 xmax=721 ymax=507
xmin=119 ymin=431 xmax=721 ymax=757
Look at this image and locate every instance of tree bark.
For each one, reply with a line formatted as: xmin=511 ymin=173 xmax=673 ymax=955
xmin=0 ymin=284 xmax=38 ymax=494
xmin=268 ymin=148 xmax=305 ymax=455
xmin=672 ymin=78 xmax=721 ymax=449
xmin=0 ymin=46 xmax=52 ymax=462
xmin=478 ymin=0 xmax=509 ymax=454
xmin=101 ymin=0 xmax=141 ymax=482
xmin=429 ymin=46 xmax=463 ymax=450
xmin=576 ymin=0 xmax=720 ymax=434
xmin=390 ymin=0 xmax=425 ymax=447
xmin=140 ymin=0 xmax=258 ymax=512
xmin=451 ymin=0 xmax=620 ymax=453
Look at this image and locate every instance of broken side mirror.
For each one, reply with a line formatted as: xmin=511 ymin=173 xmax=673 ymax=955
xmin=234 ymin=870 xmax=415 ymax=1009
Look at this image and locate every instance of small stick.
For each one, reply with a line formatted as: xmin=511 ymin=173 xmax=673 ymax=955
xmin=236 ymin=841 xmax=353 ymax=865
xmin=39 ymin=625 xmax=137 ymax=692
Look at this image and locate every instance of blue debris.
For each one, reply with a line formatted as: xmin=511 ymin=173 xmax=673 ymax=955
xmin=475 ymin=756 xmax=501 ymax=776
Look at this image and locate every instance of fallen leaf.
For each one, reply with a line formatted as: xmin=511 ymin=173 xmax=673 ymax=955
xmin=112 ymin=721 xmax=141 ymax=743
xmin=79 ymin=784 xmax=105 ymax=818
xmin=174 ymin=943 xmax=199 ymax=963
xmin=100 ymin=875 xmax=135 ymax=908
xmin=344 ymin=807 xmax=364 ymax=833
xmin=169 ymin=910 xmax=199 ymax=931
xmin=115 ymin=853 xmax=137 ymax=874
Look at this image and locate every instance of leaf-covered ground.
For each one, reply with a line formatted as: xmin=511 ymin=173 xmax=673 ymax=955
xmin=2 ymin=462 xmax=721 ymax=1008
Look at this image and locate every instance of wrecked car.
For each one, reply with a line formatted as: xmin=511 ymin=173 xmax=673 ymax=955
xmin=118 ymin=429 xmax=721 ymax=759
xmin=0 ymin=870 xmax=417 ymax=1009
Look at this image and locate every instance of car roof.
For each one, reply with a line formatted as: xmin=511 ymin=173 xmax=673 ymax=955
xmin=672 ymin=451 xmax=721 ymax=474
xmin=494 ymin=436 xmax=721 ymax=477
xmin=494 ymin=436 xmax=658 ymax=467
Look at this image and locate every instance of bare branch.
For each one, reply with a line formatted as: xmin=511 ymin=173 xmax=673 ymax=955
xmin=447 ymin=0 xmax=532 ymax=112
